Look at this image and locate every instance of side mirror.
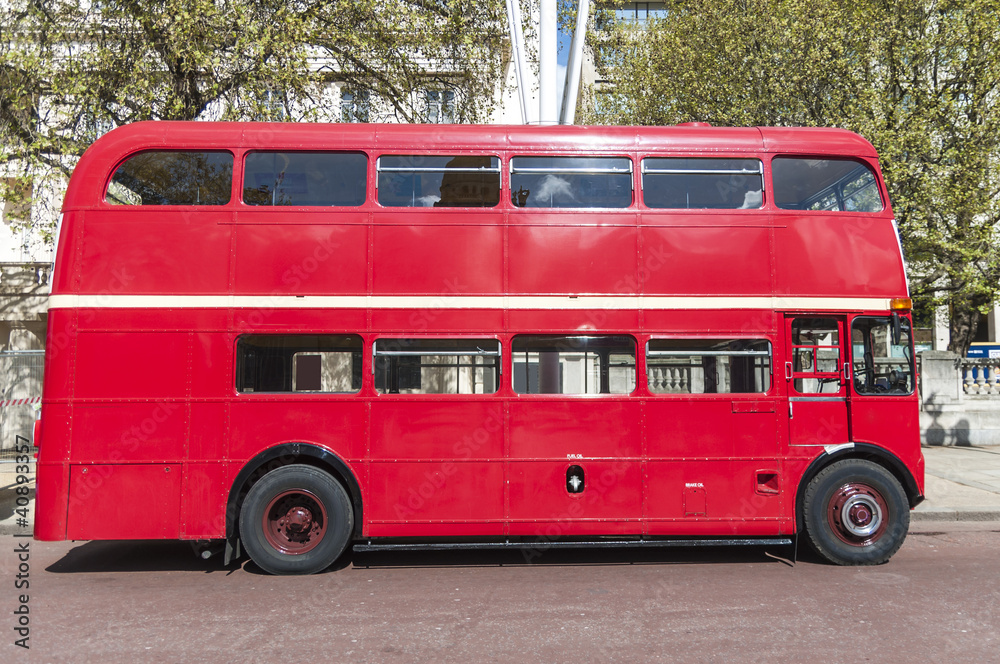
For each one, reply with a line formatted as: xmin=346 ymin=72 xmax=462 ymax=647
xmin=891 ymin=312 xmax=902 ymax=346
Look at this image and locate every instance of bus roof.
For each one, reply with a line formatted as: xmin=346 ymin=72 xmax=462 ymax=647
xmin=64 ymin=121 xmax=879 ymax=208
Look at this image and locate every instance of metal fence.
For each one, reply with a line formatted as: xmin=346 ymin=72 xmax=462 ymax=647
xmin=0 ymin=350 xmax=44 ymax=454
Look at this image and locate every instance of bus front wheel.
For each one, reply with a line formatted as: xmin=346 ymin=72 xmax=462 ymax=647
xmin=802 ymin=459 xmax=909 ymax=566
xmin=239 ymin=464 xmax=353 ymax=575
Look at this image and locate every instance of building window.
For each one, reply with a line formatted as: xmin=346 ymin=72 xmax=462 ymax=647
xmin=236 ymin=335 xmax=363 ymax=394
xmin=341 ymin=89 xmax=370 ymax=123
xmin=374 ymin=339 xmax=500 ymax=394
xmin=617 ymin=2 xmax=667 ymax=22
xmin=512 ymin=335 xmax=636 ymax=395
xmin=425 ymin=89 xmax=455 ymax=124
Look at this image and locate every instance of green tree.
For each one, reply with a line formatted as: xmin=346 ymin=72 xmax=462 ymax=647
xmin=0 ymin=0 xmax=507 ymax=241
xmin=591 ymin=0 xmax=1000 ymax=354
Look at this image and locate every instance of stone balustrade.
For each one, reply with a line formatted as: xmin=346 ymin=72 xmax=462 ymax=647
xmin=960 ymin=358 xmax=1000 ymax=397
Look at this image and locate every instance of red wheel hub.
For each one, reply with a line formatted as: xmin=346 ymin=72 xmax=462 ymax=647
xmin=262 ymin=489 xmax=328 ymax=555
xmin=827 ymin=482 xmax=888 ymax=547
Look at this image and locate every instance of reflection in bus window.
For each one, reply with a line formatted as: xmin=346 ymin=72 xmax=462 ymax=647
xmin=236 ymin=335 xmax=363 ymax=393
xmin=647 ymin=339 xmax=771 ymax=394
xmin=374 ymin=339 xmax=500 ymax=394
xmin=852 ymin=317 xmax=914 ymax=395
xmin=377 ymin=156 xmax=500 ymax=207
xmin=642 ymin=158 xmax=763 ymax=209
xmin=510 ymin=157 xmax=632 ymax=208
xmin=107 ymin=151 xmax=233 ymax=205
xmin=773 ymin=157 xmax=882 ymax=211
xmin=243 ymin=152 xmax=367 ymax=206
xmin=512 ymin=335 xmax=636 ymax=394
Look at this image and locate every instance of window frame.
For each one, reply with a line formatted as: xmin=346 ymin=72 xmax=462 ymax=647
xmin=639 ymin=157 xmax=765 ymax=210
xmin=235 ymin=333 xmax=365 ymax=396
xmin=104 ymin=149 xmax=235 ymax=207
xmin=849 ymin=315 xmax=915 ymax=396
xmin=509 ymin=156 xmax=635 ymax=209
xmin=645 ymin=337 xmax=773 ymax=395
xmin=375 ymin=154 xmax=502 ymax=209
xmin=241 ymin=150 xmax=369 ymax=208
xmin=510 ymin=334 xmax=638 ymax=396
xmin=771 ymin=156 xmax=884 ymax=213
xmin=372 ymin=337 xmax=502 ymax=396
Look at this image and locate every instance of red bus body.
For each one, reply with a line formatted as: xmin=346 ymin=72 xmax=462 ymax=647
xmin=35 ymin=122 xmax=924 ymax=570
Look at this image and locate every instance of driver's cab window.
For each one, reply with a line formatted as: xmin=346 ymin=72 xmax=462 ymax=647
xmin=791 ymin=318 xmax=842 ymax=394
xmin=851 ymin=316 xmax=914 ymax=395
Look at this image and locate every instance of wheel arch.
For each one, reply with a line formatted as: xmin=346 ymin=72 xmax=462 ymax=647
xmin=794 ymin=443 xmax=923 ymax=533
xmin=226 ymin=443 xmax=364 ymax=548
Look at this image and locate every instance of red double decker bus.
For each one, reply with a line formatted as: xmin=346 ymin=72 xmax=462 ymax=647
xmin=35 ymin=121 xmax=923 ymax=574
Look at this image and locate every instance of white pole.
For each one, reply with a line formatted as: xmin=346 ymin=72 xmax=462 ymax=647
xmin=560 ymin=0 xmax=590 ymax=125
xmin=505 ymin=0 xmax=529 ymax=124
xmin=539 ymin=0 xmax=558 ymax=124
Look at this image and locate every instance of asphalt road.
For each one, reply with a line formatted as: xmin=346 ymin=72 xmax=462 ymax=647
xmin=4 ymin=523 xmax=999 ymax=663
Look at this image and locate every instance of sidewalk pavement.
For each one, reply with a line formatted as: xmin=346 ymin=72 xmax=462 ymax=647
xmin=914 ymin=444 xmax=1000 ymax=521
xmin=1 ymin=446 xmax=999 ymax=535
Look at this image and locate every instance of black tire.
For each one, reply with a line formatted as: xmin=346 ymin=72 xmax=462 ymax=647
xmin=239 ymin=464 xmax=353 ymax=575
xmin=802 ymin=459 xmax=909 ymax=566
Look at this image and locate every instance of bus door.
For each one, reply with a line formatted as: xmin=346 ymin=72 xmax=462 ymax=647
xmin=784 ymin=316 xmax=851 ymax=448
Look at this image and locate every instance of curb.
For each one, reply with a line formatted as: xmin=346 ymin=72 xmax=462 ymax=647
xmin=912 ymin=508 xmax=1000 ymax=522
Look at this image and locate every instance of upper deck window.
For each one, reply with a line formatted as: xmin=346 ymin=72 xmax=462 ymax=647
xmin=377 ymin=155 xmax=500 ymax=207
xmin=107 ymin=151 xmax=233 ymax=206
xmin=772 ymin=157 xmax=883 ymax=212
xmin=510 ymin=157 xmax=632 ymax=208
xmin=641 ymin=158 xmax=763 ymax=209
xmin=243 ymin=152 xmax=367 ymax=206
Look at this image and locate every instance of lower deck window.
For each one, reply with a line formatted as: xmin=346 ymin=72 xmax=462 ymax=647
xmin=647 ymin=339 xmax=771 ymax=394
xmin=512 ymin=335 xmax=636 ymax=395
xmin=236 ymin=335 xmax=363 ymax=393
xmin=374 ymin=339 xmax=500 ymax=394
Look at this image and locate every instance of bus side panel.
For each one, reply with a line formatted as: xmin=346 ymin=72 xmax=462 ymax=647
xmin=181 ymin=462 xmax=228 ymax=539
xmin=74 ymin=331 xmax=190 ymax=400
xmin=372 ymin=224 xmax=503 ymax=295
xmin=228 ymin=401 xmax=367 ymax=462
xmin=645 ymin=460 xmax=783 ymax=535
xmin=507 ymin=461 xmax=644 ymax=536
xmin=848 ymin=397 xmax=924 ymax=494
xmin=367 ymin=400 xmax=505 ymax=534
xmin=774 ymin=216 xmax=907 ymax=297
xmin=65 ymin=464 xmax=182 ymax=540
xmin=71 ymin=402 xmax=188 ymax=463
xmin=645 ymin=399 xmax=784 ymax=531
xmin=371 ymin=308 xmax=504 ymax=334
xmin=365 ymin=462 xmax=505 ymax=535
xmin=33 ymin=461 xmax=69 ymax=541
xmin=639 ymin=224 xmax=772 ymax=295
xmin=508 ymin=400 xmax=643 ymax=529
xmin=77 ymin=211 xmax=232 ymax=295
xmin=233 ymin=220 xmax=368 ymax=295
xmin=508 ymin=225 xmax=638 ymax=295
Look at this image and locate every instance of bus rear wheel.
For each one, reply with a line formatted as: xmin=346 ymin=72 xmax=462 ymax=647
xmin=239 ymin=464 xmax=353 ymax=575
xmin=802 ymin=459 xmax=909 ymax=566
